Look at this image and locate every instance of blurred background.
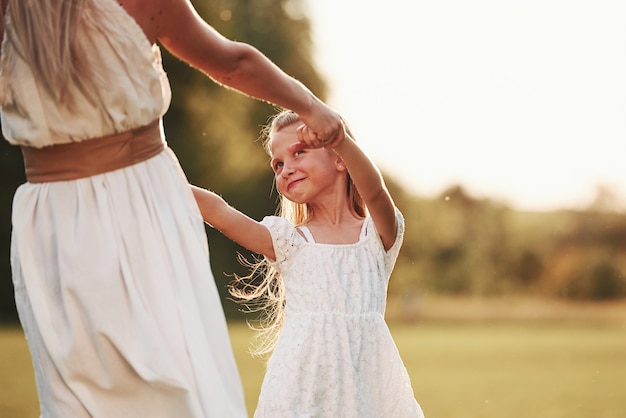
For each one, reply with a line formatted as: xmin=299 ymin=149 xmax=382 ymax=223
xmin=0 ymin=0 xmax=625 ymax=417
xmin=312 ymin=0 xmax=626 ymax=213
xmin=1 ymin=0 xmax=624 ymax=323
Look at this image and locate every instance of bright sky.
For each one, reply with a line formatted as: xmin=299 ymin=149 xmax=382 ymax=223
xmin=308 ymin=0 xmax=626 ymax=212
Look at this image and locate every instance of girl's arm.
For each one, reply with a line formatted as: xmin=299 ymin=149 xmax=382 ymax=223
xmin=149 ymin=0 xmax=342 ymax=144
xmin=297 ymin=126 xmax=397 ymax=250
xmin=333 ymin=133 xmax=397 ymax=251
xmin=191 ymin=185 xmax=276 ymax=261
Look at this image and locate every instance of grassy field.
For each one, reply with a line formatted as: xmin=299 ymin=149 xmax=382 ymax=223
xmin=2 ymin=306 xmax=626 ymax=418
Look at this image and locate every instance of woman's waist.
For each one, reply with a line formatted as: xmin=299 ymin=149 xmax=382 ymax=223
xmin=20 ymin=119 xmax=166 ymax=183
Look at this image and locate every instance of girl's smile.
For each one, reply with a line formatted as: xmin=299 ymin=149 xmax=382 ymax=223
xmin=287 ymin=177 xmax=305 ymax=191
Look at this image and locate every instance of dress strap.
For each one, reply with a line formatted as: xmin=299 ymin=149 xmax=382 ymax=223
xmin=296 ymin=226 xmax=316 ymax=243
xmin=359 ymin=217 xmax=371 ymax=239
xmin=21 ymin=119 xmax=165 ymax=183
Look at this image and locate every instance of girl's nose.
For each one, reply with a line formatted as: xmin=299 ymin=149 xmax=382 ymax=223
xmin=281 ymin=162 xmax=295 ymax=177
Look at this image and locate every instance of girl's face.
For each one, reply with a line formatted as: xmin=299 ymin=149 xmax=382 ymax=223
xmin=269 ymin=124 xmax=343 ymax=204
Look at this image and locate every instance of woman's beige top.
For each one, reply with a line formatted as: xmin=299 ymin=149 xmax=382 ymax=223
xmin=0 ymin=0 xmax=171 ymax=147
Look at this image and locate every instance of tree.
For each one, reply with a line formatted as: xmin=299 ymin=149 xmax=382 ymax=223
xmin=0 ymin=142 xmax=25 ymax=321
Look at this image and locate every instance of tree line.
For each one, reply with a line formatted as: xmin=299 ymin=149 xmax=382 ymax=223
xmin=391 ymin=184 xmax=626 ymax=303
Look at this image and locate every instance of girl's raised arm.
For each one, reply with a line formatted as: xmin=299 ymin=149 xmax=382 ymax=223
xmin=330 ymin=131 xmax=398 ymax=251
xmin=191 ymin=185 xmax=276 ymax=261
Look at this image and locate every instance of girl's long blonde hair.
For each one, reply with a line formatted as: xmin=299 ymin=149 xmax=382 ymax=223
xmin=3 ymin=0 xmax=100 ymax=106
xmin=229 ymin=110 xmax=366 ymax=357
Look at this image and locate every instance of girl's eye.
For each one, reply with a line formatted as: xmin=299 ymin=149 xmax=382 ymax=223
xmin=294 ymin=149 xmax=305 ymax=156
xmin=273 ymin=161 xmax=284 ymax=171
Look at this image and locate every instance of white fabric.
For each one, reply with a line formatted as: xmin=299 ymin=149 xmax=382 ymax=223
xmin=0 ymin=0 xmax=171 ymax=146
xmin=255 ymin=209 xmax=424 ymax=418
xmin=1 ymin=0 xmax=247 ymax=417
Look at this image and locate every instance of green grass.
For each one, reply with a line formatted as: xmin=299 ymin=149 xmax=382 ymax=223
xmin=2 ymin=322 xmax=625 ymax=418
xmin=0 ymin=328 xmax=40 ymax=418
xmin=399 ymin=323 xmax=626 ymax=418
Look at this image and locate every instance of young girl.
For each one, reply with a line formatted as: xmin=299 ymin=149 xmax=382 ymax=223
xmin=192 ymin=110 xmax=424 ymax=418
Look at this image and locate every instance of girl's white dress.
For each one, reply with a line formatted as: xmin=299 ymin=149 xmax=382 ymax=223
xmin=0 ymin=0 xmax=247 ymax=416
xmin=255 ymin=209 xmax=424 ymax=418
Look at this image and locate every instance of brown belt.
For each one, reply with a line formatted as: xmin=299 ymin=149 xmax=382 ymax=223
xmin=21 ymin=119 xmax=165 ymax=183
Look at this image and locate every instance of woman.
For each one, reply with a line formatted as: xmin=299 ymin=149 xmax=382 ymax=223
xmin=0 ymin=0 xmax=342 ymax=416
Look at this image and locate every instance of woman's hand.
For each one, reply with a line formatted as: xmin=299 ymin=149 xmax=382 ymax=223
xmin=296 ymin=109 xmax=346 ymax=149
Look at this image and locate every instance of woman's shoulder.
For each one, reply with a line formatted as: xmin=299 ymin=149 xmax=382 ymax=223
xmin=115 ymin=0 xmax=162 ymax=44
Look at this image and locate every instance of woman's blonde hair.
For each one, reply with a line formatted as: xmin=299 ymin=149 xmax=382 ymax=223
xmin=4 ymin=0 xmax=100 ymax=106
xmin=229 ymin=110 xmax=365 ymax=357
